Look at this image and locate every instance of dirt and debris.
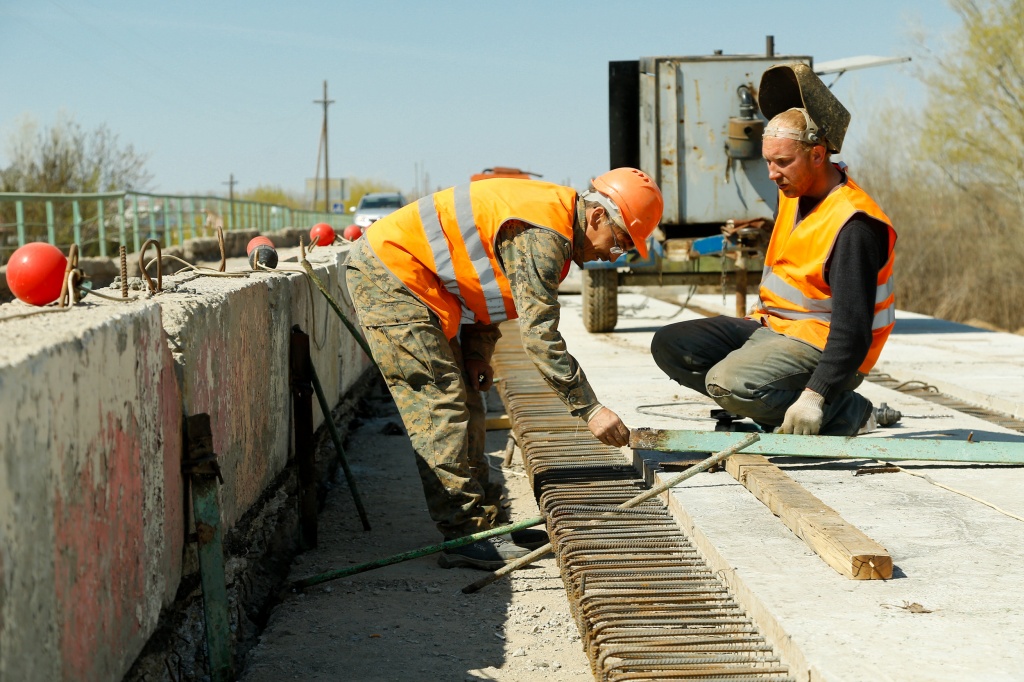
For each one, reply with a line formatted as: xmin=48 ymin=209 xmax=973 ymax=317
xmin=883 ymin=601 xmax=936 ymax=614
xmin=239 ymin=382 xmax=592 ymax=681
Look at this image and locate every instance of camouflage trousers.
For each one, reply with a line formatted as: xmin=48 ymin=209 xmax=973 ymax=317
xmin=345 ymin=239 xmax=503 ymax=539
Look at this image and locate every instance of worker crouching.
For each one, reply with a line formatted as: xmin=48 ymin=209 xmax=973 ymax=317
xmin=652 ymin=63 xmax=897 ymax=437
xmin=345 ymin=169 xmax=663 ymax=570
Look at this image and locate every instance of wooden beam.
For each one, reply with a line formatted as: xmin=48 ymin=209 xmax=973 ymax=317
xmin=725 ymin=454 xmax=892 ymax=580
xmin=485 ymin=414 xmax=511 ymax=431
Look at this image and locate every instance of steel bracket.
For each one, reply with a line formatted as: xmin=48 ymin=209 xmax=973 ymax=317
xmin=184 ymin=413 xmax=233 ymax=682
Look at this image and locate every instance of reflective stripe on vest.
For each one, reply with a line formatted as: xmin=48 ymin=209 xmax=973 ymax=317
xmin=453 ymin=184 xmax=507 ymax=321
xmin=759 ymin=266 xmax=896 ymax=330
xmin=749 ymin=171 xmax=897 ymax=374
xmin=365 ymin=179 xmax=578 ymax=339
xmin=419 ymin=194 xmax=476 ymax=324
xmin=419 ymin=196 xmax=462 ymax=301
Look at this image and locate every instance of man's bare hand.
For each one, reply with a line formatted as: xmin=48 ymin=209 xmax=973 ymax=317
xmin=463 ymin=359 xmax=494 ymax=391
xmin=588 ymin=407 xmax=630 ymax=447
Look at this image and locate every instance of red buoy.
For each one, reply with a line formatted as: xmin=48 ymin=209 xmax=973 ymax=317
xmin=309 ymin=223 xmax=336 ymax=247
xmin=342 ymin=224 xmax=363 ymax=241
xmin=5 ymin=242 xmax=68 ymax=306
xmin=246 ymin=236 xmax=274 ymax=253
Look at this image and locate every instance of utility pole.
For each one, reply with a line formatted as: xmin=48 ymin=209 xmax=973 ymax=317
xmin=223 ymin=173 xmax=237 ymax=229
xmin=314 ymin=80 xmax=335 ymax=214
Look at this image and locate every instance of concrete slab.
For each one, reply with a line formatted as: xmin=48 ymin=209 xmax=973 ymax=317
xmin=0 ymin=301 xmax=183 ymax=682
xmin=0 ymin=238 xmax=373 ymax=681
xmin=158 ymin=243 xmax=372 ymax=528
xmin=553 ymin=290 xmax=1024 ymax=681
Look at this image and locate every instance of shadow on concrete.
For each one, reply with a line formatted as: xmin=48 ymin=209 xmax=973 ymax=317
xmin=239 ymin=385 xmax=520 ymax=681
xmin=891 ymin=318 xmax=994 ymax=335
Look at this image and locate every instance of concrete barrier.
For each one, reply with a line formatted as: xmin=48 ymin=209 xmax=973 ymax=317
xmin=0 ymin=240 xmax=372 ymax=681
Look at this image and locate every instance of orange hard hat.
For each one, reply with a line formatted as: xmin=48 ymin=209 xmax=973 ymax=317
xmin=591 ymin=168 xmax=663 ymax=258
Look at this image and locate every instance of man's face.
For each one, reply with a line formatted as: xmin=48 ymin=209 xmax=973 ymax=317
xmin=582 ymin=208 xmax=634 ymax=262
xmin=763 ymin=136 xmax=820 ymax=198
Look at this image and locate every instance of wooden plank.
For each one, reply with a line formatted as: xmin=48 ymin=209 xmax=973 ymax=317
xmin=485 ymin=414 xmax=511 ymax=431
xmin=726 ymin=453 xmax=892 ymax=580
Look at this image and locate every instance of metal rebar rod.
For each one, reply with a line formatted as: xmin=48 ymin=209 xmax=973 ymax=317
xmin=290 ymin=327 xmax=318 ymax=550
xmin=502 ymin=433 xmax=517 ymax=467
xmin=184 ymin=414 xmax=233 ymax=682
xmin=461 ymin=433 xmax=761 ymax=594
xmin=290 ymin=516 xmax=545 ymax=589
xmin=308 ymin=357 xmax=371 ymax=531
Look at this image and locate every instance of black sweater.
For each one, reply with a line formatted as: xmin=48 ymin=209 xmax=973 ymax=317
xmin=802 ymin=206 xmax=891 ymax=402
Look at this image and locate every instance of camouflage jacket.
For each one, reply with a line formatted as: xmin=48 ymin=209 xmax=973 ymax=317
xmin=480 ymin=197 xmax=601 ymax=421
xmin=353 ymin=197 xmax=602 ymax=422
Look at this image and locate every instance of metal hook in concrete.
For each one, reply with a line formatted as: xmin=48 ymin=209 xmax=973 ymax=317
xmin=139 ymin=239 xmax=163 ymax=293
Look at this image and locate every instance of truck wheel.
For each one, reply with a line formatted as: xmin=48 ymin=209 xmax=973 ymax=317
xmin=582 ymin=269 xmax=618 ymax=333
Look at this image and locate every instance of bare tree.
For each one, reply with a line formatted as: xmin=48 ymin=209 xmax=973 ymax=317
xmin=0 ymin=112 xmax=152 ymax=194
xmin=0 ymin=114 xmax=153 ymax=261
xmin=851 ymin=0 xmax=1024 ymax=333
xmin=920 ymin=0 xmax=1024 ymax=213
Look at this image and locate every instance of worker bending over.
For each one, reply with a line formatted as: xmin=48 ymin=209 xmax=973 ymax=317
xmin=652 ymin=63 xmax=896 ymax=436
xmin=346 ymin=169 xmax=663 ymax=569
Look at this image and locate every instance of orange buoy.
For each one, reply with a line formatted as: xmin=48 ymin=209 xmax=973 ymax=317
xmin=309 ymin=223 xmax=336 ymax=247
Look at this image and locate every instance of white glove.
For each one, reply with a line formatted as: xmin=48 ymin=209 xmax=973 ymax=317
xmin=779 ymin=390 xmax=825 ymax=435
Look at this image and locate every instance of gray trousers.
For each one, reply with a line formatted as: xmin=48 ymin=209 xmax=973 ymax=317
xmin=651 ymin=317 xmax=872 ymax=436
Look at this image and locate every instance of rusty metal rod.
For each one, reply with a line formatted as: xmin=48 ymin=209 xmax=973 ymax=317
xmin=461 ymin=433 xmax=760 ymax=594
xmin=502 ymin=433 xmax=517 ymax=467
xmin=290 ymin=326 xmax=318 ymax=550
xmin=308 ymin=357 xmax=370 ymax=531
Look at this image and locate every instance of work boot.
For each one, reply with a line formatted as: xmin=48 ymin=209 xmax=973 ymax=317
xmin=507 ymin=528 xmax=549 ymax=550
xmin=437 ymin=536 xmax=531 ymax=571
xmin=857 ymin=410 xmax=878 ymax=435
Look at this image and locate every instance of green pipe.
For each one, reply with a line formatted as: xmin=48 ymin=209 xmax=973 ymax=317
xmin=185 ymin=415 xmax=234 ymax=682
xmin=630 ymin=428 xmax=1024 ymax=464
xmin=15 ymin=201 xmax=24 ymax=245
xmin=46 ymin=201 xmax=55 ymax=244
xmin=308 ymin=359 xmax=371 ymax=531
xmin=72 ymin=200 xmax=82 ymax=246
xmin=97 ymin=200 xmax=106 ymax=257
xmin=131 ymin=194 xmax=140 ymax=252
xmin=176 ymin=197 xmax=185 ymax=246
xmin=291 ymin=516 xmax=546 ymax=590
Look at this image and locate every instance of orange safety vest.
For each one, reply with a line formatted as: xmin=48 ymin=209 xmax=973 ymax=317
xmin=750 ymin=172 xmax=897 ymax=374
xmin=365 ymin=179 xmax=578 ymax=339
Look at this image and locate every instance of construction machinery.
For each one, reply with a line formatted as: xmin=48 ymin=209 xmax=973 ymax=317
xmin=470 ymin=166 xmax=542 ymax=182
xmin=582 ymin=37 xmax=907 ymax=332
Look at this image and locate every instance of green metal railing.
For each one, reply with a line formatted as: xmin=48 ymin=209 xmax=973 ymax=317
xmin=0 ymin=190 xmax=351 ymax=265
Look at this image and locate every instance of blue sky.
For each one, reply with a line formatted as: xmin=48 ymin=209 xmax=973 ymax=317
xmin=1 ymin=1 xmax=959 ymax=198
